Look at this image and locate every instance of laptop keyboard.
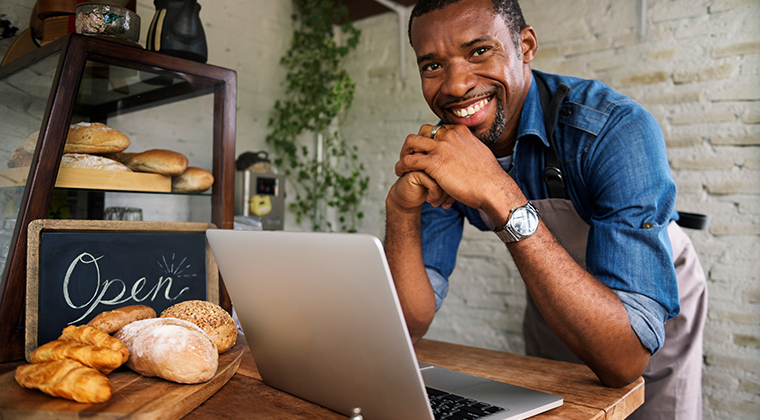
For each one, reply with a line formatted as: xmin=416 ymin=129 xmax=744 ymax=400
xmin=426 ymin=387 xmax=507 ymax=419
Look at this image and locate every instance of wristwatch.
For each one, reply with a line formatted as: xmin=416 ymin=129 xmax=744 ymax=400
xmin=494 ymin=202 xmax=540 ymax=243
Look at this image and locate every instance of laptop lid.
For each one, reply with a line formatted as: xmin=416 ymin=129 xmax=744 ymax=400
xmin=207 ymin=229 xmax=433 ymax=419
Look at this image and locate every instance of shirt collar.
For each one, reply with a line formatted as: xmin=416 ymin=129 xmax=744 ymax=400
xmin=516 ymin=72 xmax=550 ymax=148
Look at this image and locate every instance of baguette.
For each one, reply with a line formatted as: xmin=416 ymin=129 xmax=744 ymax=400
xmin=115 ymin=318 xmax=218 ymax=384
xmin=24 ymin=122 xmax=130 ymax=154
xmin=88 ymin=304 xmax=157 ymax=334
xmin=117 ymin=149 xmax=189 ymax=175
xmin=30 ymin=340 xmax=123 ymax=374
xmin=172 ymin=166 xmax=214 ymax=193
xmin=61 ymin=153 xmax=132 ymax=172
xmin=59 ymin=325 xmax=129 ymax=364
xmin=15 ymin=359 xmax=112 ymax=403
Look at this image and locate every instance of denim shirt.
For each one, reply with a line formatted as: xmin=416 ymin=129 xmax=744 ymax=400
xmin=419 ymin=70 xmax=680 ymax=355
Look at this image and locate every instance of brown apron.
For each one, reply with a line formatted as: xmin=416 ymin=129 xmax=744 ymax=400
xmin=523 ymin=198 xmax=708 ymax=420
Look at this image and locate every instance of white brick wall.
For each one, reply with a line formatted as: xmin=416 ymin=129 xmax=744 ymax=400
xmin=343 ymin=2 xmax=760 ymax=420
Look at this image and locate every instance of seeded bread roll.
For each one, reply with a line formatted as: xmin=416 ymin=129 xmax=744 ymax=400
xmin=24 ymin=122 xmax=130 ymax=154
xmin=171 ymin=166 xmax=214 ymax=193
xmin=115 ymin=317 xmax=218 ymax=384
xmin=117 ymin=149 xmax=189 ymax=176
xmin=160 ymin=300 xmax=237 ymax=354
xmin=87 ymin=305 xmax=157 ymax=334
xmin=61 ymin=153 xmax=132 ymax=172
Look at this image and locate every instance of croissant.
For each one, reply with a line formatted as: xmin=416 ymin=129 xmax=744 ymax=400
xmin=30 ymin=340 xmax=123 ymax=374
xmin=15 ymin=359 xmax=112 ymax=403
xmin=59 ymin=325 xmax=129 ymax=364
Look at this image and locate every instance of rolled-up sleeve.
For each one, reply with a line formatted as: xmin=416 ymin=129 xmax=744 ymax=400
xmin=420 ymin=202 xmax=465 ymax=311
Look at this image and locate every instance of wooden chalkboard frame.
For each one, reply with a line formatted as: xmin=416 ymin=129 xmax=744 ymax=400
xmin=25 ymin=219 xmax=219 ymax=360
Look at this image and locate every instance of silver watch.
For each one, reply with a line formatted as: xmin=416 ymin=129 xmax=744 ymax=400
xmin=494 ymin=202 xmax=539 ymax=243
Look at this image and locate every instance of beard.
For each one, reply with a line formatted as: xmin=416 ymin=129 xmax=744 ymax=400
xmin=478 ymin=99 xmax=506 ymax=147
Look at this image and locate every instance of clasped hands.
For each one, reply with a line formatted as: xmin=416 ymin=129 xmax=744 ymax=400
xmin=388 ymin=123 xmax=509 ymax=214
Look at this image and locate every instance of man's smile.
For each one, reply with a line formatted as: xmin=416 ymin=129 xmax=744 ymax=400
xmin=451 ymin=97 xmax=491 ymax=118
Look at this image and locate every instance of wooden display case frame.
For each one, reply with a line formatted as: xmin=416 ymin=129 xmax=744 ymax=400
xmin=0 ymin=34 xmax=237 ymax=362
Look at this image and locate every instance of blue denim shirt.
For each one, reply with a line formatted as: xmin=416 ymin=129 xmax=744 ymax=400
xmin=420 ymin=70 xmax=680 ymax=355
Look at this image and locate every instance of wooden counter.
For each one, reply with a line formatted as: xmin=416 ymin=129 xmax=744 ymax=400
xmin=186 ymin=338 xmax=643 ymax=419
xmin=0 ymin=337 xmax=643 ymax=419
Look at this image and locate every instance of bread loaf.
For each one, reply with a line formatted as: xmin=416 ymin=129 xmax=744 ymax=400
xmin=172 ymin=166 xmax=214 ymax=193
xmin=15 ymin=359 xmax=112 ymax=403
xmin=160 ymin=300 xmax=237 ymax=354
xmin=87 ymin=305 xmax=157 ymax=334
xmin=30 ymin=340 xmax=124 ymax=374
xmin=115 ymin=318 xmax=218 ymax=384
xmin=24 ymin=122 xmax=130 ymax=154
xmin=118 ymin=149 xmax=189 ymax=176
xmin=61 ymin=153 xmax=132 ymax=172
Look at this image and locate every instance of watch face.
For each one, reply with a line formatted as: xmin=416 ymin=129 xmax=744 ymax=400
xmin=511 ymin=206 xmax=539 ymax=236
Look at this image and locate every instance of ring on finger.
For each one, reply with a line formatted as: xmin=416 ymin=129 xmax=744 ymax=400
xmin=430 ymin=124 xmax=444 ymax=138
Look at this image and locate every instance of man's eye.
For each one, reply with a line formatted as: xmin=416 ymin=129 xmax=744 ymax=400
xmin=473 ymin=47 xmax=489 ymax=57
xmin=422 ymin=63 xmax=441 ymax=72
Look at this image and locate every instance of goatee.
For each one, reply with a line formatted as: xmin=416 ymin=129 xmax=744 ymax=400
xmin=478 ymin=99 xmax=505 ymax=147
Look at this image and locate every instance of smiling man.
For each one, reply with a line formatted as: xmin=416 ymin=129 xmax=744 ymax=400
xmin=384 ymin=0 xmax=707 ymax=419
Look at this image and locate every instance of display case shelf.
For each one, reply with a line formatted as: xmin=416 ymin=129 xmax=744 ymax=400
xmin=0 ymin=34 xmax=237 ymax=362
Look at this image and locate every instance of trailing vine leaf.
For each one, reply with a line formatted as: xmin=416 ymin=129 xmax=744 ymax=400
xmin=266 ymin=0 xmax=367 ymax=232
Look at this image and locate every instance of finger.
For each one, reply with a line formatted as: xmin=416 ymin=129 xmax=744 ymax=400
xmin=440 ymin=195 xmax=457 ymax=210
xmin=411 ymin=172 xmax=449 ymax=207
xmin=400 ymin=132 xmax=435 ymax=158
xmin=396 ymin=150 xmax=436 ymax=177
xmin=418 ymin=124 xmax=437 ymax=137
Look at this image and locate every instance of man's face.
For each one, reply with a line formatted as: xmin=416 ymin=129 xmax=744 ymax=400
xmin=410 ymin=0 xmax=535 ymax=156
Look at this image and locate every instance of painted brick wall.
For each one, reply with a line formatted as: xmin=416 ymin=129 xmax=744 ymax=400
xmin=343 ymin=1 xmax=760 ymax=419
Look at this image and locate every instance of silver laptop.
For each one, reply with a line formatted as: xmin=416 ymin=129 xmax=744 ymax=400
xmin=206 ymin=229 xmax=562 ymax=420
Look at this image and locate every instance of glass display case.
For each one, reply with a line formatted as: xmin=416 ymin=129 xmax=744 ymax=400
xmin=0 ymin=34 xmax=236 ymax=361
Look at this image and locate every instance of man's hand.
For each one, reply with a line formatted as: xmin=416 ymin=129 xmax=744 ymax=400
xmin=387 ymin=170 xmax=455 ymax=213
xmin=395 ymin=124 xmax=515 ymax=216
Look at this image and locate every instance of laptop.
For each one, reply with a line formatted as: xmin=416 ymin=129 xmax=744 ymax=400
xmin=206 ymin=229 xmax=563 ymax=420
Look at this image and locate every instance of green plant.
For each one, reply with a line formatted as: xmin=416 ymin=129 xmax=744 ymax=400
xmin=266 ymin=0 xmax=368 ymax=232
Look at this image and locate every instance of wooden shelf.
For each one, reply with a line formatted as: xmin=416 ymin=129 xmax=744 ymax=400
xmin=0 ymin=167 xmax=171 ymax=192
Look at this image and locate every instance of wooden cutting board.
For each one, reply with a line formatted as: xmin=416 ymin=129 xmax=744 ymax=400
xmin=0 ymin=342 xmax=244 ymax=419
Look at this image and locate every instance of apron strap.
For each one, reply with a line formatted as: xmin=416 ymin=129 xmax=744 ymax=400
xmin=534 ymin=73 xmax=570 ymax=199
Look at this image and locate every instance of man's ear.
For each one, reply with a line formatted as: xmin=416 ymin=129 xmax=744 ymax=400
xmin=520 ymin=25 xmax=538 ymax=63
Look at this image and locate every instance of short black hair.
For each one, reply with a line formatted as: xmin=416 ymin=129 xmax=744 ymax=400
xmin=408 ymin=0 xmax=527 ymax=48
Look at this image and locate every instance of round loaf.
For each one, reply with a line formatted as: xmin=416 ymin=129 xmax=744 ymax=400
xmin=115 ymin=318 xmax=218 ymax=384
xmin=118 ymin=149 xmax=189 ymax=176
xmin=61 ymin=153 xmax=132 ymax=172
xmin=24 ymin=122 xmax=131 ymax=154
xmin=160 ymin=300 xmax=237 ymax=354
xmin=87 ymin=305 xmax=157 ymax=334
xmin=171 ymin=167 xmax=214 ymax=193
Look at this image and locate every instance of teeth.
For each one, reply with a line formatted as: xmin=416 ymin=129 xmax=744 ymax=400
xmin=453 ymin=98 xmax=489 ymax=118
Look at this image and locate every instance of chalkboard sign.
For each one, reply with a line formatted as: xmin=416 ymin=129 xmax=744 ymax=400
xmin=25 ymin=220 xmax=219 ymax=360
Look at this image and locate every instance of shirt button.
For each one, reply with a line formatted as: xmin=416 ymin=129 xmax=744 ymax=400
xmin=642 ymin=222 xmax=654 ymax=229
xmin=561 ymin=108 xmax=571 ymax=116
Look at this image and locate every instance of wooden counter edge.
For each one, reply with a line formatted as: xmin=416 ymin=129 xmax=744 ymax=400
xmin=415 ymin=339 xmax=645 ymax=420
